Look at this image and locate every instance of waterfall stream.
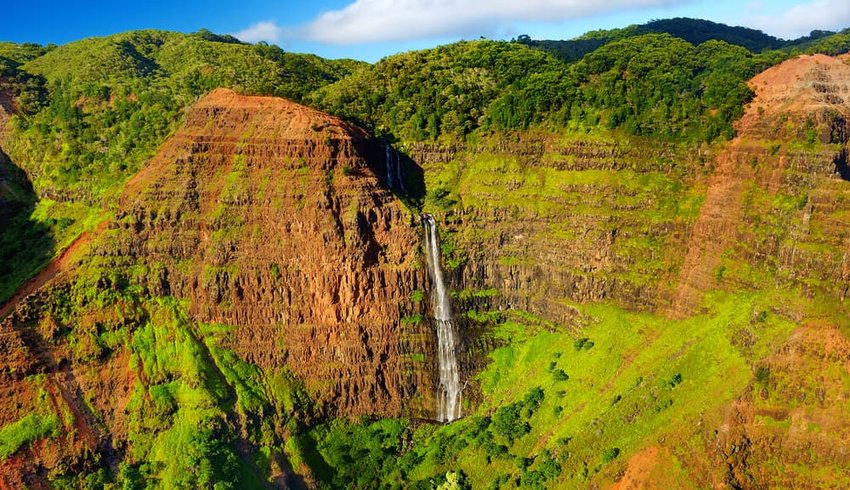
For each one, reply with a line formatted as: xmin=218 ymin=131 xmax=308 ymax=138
xmin=422 ymin=214 xmax=461 ymax=422
xmin=385 ymin=143 xmax=395 ymax=189
xmin=385 ymin=143 xmax=406 ymax=192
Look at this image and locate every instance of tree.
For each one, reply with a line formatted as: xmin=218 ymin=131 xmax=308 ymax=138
xmin=438 ymin=470 xmax=472 ymax=490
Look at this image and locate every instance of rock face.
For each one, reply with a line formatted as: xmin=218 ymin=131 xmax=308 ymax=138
xmin=106 ymin=88 xmax=433 ymax=416
xmin=0 ymin=89 xmax=437 ymax=485
xmin=672 ymin=54 xmax=850 ymax=316
xmin=413 ymin=135 xmax=700 ymax=325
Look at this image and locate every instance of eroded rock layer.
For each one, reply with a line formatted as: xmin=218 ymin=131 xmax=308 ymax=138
xmin=0 ymin=89 xmax=436 ymax=485
xmin=108 ymin=88 xmax=432 ymax=416
xmin=673 ymin=54 xmax=850 ymax=316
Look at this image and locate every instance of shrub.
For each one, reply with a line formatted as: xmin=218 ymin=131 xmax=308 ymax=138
xmin=602 ymin=447 xmax=621 ymax=463
xmin=492 ymin=404 xmax=530 ymax=443
xmin=668 ymin=373 xmax=683 ymax=388
xmin=574 ymin=338 xmax=594 ymax=351
xmin=755 ymin=366 xmax=770 ymax=385
xmin=0 ymin=412 xmax=60 ymax=460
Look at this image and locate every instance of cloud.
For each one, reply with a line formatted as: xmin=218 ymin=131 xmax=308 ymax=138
xmin=234 ymin=21 xmax=283 ymax=43
xmin=746 ymin=0 xmax=850 ymax=39
xmin=300 ymin=0 xmax=691 ymax=44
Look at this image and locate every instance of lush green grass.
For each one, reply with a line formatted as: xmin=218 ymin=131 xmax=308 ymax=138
xmin=299 ymin=291 xmax=797 ymax=488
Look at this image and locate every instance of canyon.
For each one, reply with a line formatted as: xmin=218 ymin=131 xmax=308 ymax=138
xmin=0 ymin=35 xmax=849 ymax=489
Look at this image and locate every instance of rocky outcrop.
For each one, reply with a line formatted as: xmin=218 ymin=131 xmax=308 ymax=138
xmin=0 ymin=89 xmax=441 ymax=483
xmin=99 ymin=89 xmax=434 ymax=417
xmin=672 ymin=54 xmax=850 ymax=317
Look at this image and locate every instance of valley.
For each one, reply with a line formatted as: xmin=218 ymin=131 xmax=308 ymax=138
xmin=0 ymin=19 xmax=849 ymax=490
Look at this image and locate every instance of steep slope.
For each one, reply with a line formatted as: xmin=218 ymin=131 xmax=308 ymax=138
xmin=2 ymin=27 xmax=850 ymax=489
xmin=0 ymin=89 xmax=435 ymax=487
xmin=302 ymin=53 xmax=850 ymax=489
xmin=0 ymin=85 xmax=12 ymax=146
xmin=673 ymin=53 xmax=850 ymax=316
xmin=109 ymin=88 xmax=430 ymax=416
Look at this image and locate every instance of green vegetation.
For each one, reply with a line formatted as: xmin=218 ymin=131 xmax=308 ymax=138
xmin=0 ymin=412 xmax=60 ymax=460
xmin=294 ymin=292 xmax=801 ymax=488
xmin=310 ymin=41 xmax=566 ymax=140
xmin=312 ymin=35 xmax=761 ymax=141
xmin=2 ymin=17 xmax=850 ymax=489
xmin=518 ymin=17 xmax=840 ymax=62
xmin=312 ymin=22 xmax=850 ymax=144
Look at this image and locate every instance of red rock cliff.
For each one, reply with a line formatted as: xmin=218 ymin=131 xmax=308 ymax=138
xmin=109 ymin=88 xmax=434 ymax=416
xmin=672 ymin=54 xmax=850 ymax=316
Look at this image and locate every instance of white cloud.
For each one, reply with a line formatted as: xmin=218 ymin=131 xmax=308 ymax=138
xmin=234 ymin=21 xmax=283 ymax=43
xmin=300 ymin=0 xmax=691 ymax=44
xmin=746 ymin=0 xmax=850 ymax=39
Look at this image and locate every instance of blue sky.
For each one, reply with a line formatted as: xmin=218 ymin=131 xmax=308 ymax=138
xmin=3 ymin=0 xmax=850 ymax=62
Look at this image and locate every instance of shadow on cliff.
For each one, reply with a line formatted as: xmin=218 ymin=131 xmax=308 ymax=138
xmin=835 ymin=147 xmax=850 ymax=182
xmin=397 ymin=150 xmax=426 ymax=208
xmin=367 ymin=139 xmax=426 ymax=210
xmin=0 ymin=150 xmax=56 ymax=304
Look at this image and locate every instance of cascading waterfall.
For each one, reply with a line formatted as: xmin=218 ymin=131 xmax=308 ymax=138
xmin=385 ymin=143 xmax=395 ymax=189
xmin=393 ymin=148 xmax=406 ymax=192
xmin=385 ymin=143 xmax=406 ymax=192
xmin=422 ymin=214 xmax=461 ymax=422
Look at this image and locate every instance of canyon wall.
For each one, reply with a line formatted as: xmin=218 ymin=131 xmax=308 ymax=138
xmin=107 ymin=88 xmax=433 ymax=416
xmin=0 ymin=89 xmax=438 ymax=485
xmin=406 ymin=54 xmax=850 ymax=489
xmin=2 ymin=53 xmax=850 ymax=487
xmin=413 ymin=55 xmax=850 ymax=327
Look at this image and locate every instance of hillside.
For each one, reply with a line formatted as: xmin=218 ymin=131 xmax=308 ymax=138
xmin=0 ymin=29 xmax=364 ymax=308
xmin=0 ymin=88 xmax=430 ymax=488
xmin=309 ymin=34 xmax=760 ymax=143
xmin=518 ymin=17 xmax=841 ymax=63
xmin=0 ymin=19 xmax=850 ymax=489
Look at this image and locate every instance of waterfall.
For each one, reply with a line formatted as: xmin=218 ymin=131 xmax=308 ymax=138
xmin=385 ymin=143 xmax=405 ymax=192
xmin=422 ymin=214 xmax=461 ymax=422
xmin=385 ymin=143 xmax=395 ymax=189
xmin=393 ymin=148 xmax=406 ymax=193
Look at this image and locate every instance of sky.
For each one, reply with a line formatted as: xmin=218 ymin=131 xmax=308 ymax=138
xmin=3 ymin=0 xmax=850 ymax=62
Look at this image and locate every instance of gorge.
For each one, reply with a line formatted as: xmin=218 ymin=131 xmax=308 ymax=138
xmin=0 ymin=20 xmax=849 ymax=489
